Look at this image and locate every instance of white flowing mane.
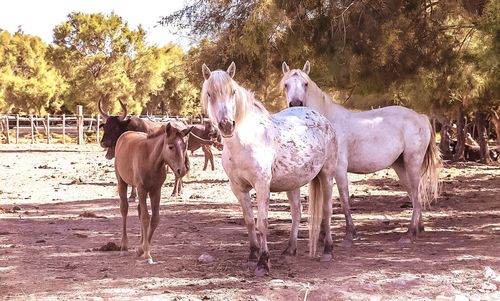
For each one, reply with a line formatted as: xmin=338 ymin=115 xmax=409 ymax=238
xmin=201 ymin=70 xmax=269 ymax=124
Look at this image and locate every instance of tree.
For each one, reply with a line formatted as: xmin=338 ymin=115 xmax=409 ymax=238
xmin=0 ymin=29 xmax=66 ymax=114
xmin=49 ymin=12 xmax=167 ymax=115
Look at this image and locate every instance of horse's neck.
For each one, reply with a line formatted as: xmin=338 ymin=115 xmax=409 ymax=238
xmin=226 ymin=96 xmax=270 ymax=151
xmin=308 ymin=87 xmax=350 ymax=121
xmin=147 ymin=136 xmax=167 ymax=169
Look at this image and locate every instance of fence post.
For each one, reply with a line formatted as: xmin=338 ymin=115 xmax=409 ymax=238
xmin=96 ymin=114 xmax=100 ymax=144
xmin=62 ymin=114 xmax=66 ymax=144
xmin=77 ymin=105 xmax=84 ymax=145
xmin=4 ymin=116 xmax=10 ymax=144
xmin=46 ymin=113 xmax=51 ymax=144
xmin=15 ymin=114 xmax=19 ymax=144
xmin=30 ymin=115 xmax=34 ymax=144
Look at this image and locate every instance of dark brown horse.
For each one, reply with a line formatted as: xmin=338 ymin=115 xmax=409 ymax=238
xmin=99 ymin=99 xmax=187 ymax=197
xmin=115 ymin=122 xmax=191 ymax=263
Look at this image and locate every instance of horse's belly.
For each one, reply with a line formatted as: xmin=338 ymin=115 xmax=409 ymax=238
xmin=269 ymin=166 xmax=320 ymax=192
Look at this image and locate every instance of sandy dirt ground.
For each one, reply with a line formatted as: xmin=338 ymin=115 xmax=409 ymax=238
xmin=0 ymin=144 xmax=499 ymax=301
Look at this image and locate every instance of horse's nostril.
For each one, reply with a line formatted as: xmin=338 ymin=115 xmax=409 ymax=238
xmin=176 ymin=168 xmax=181 ymax=175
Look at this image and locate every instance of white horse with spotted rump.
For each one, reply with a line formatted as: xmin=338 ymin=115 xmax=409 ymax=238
xmin=201 ymin=62 xmax=338 ymax=276
xmin=280 ymin=61 xmax=441 ymax=244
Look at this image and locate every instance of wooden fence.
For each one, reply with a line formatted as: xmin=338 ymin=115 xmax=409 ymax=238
xmin=0 ymin=105 xmax=210 ymax=145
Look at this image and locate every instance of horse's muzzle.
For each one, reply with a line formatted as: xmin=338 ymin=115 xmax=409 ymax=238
xmin=218 ymin=119 xmax=235 ymax=138
xmin=289 ymin=100 xmax=303 ymax=107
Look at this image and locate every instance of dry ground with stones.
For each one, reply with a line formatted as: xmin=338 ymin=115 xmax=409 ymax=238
xmin=0 ymin=144 xmax=499 ymax=300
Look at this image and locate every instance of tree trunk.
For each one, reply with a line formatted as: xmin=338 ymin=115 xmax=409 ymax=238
xmin=438 ymin=118 xmax=453 ymax=160
xmin=452 ymin=106 xmax=466 ymax=162
xmin=476 ymin=111 xmax=492 ymax=164
xmin=491 ymin=109 xmax=500 ymax=152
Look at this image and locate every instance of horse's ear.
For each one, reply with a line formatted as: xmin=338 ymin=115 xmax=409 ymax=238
xmin=282 ymin=61 xmax=290 ymax=74
xmin=202 ymin=64 xmax=211 ymax=80
xmin=165 ymin=122 xmax=173 ymax=136
xmin=303 ymin=61 xmax=311 ymax=75
xmin=227 ymin=62 xmax=236 ymax=78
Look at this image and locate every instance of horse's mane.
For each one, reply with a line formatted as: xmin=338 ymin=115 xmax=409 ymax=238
xmin=201 ymin=70 xmax=270 ymax=123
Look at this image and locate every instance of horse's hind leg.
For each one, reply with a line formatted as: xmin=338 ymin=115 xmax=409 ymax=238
xmin=397 ymin=159 xmax=424 ymax=242
xmin=335 ymin=167 xmax=356 ymax=244
xmin=129 ymin=187 xmax=137 ymax=203
xmin=282 ymin=188 xmax=301 ymax=257
xmin=229 ymin=182 xmax=259 ymax=267
xmin=319 ymin=172 xmax=334 ymax=262
xmin=117 ymin=178 xmax=129 ymax=251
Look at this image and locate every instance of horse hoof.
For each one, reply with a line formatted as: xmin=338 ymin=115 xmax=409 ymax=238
xmin=247 ymin=260 xmax=258 ymax=269
xmin=398 ymin=236 xmax=413 ymax=244
xmin=146 ymin=258 xmax=157 ymax=265
xmin=320 ymin=254 xmax=332 ymax=262
xmin=254 ymin=266 xmax=269 ymax=277
xmin=136 ymin=248 xmax=144 ymax=257
xmin=128 ymin=198 xmax=136 ymax=203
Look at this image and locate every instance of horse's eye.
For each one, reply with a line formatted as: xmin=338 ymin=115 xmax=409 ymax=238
xmin=168 ymin=145 xmax=174 ymax=150
xmin=304 ymin=82 xmax=308 ymax=87
xmin=284 ymin=84 xmax=288 ymax=89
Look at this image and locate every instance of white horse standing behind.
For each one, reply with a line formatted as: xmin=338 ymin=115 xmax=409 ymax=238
xmin=201 ymin=62 xmax=338 ymax=276
xmin=281 ymin=61 xmax=441 ymax=244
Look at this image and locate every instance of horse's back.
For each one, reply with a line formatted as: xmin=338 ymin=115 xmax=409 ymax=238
xmin=341 ymin=106 xmax=431 ymax=173
xmin=269 ymin=107 xmax=336 ymax=191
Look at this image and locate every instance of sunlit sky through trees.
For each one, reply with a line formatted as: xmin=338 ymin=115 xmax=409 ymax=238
xmin=0 ymin=0 xmax=187 ymax=47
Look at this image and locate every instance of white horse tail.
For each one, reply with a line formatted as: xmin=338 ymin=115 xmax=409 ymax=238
xmin=419 ymin=122 xmax=442 ymax=207
xmin=308 ymin=176 xmax=324 ymax=258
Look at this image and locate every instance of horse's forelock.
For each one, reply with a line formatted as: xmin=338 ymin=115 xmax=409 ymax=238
xmin=280 ymin=69 xmax=312 ymax=91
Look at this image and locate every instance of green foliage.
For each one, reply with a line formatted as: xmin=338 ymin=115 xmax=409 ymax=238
xmin=0 ymin=30 xmax=66 ymax=114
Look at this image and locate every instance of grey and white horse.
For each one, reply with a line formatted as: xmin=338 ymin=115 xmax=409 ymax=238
xmin=281 ymin=61 xmax=441 ymax=244
xmin=201 ymin=62 xmax=338 ymax=276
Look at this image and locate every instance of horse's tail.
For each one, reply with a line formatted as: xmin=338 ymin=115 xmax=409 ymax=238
xmin=308 ymin=176 xmax=323 ymax=258
xmin=419 ymin=121 xmax=442 ymax=207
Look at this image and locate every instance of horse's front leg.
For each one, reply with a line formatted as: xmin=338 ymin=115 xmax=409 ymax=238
xmin=254 ymin=180 xmax=271 ymax=277
xmin=282 ymin=188 xmax=301 ymax=256
xmin=117 ymin=178 xmax=129 ymax=251
xmin=145 ymin=186 xmax=162 ymax=264
xmin=229 ymin=182 xmax=259 ymax=266
xmin=335 ymin=166 xmax=356 ymax=245
xmin=136 ymin=188 xmax=150 ymax=260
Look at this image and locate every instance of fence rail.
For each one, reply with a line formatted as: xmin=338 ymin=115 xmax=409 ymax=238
xmin=1 ymin=105 xmax=210 ymax=145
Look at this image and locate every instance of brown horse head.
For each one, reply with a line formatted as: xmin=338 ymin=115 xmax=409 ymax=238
xmin=161 ymin=122 xmax=192 ymax=178
xmin=98 ymin=99 xmax=130 ymax=159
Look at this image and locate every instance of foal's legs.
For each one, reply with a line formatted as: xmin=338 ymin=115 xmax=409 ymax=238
xmin=229 ymin=182 xmax=259 ymax=264
xmin=137 ymin=188 xmax=151 ymax=261
xmin=117 ymin=177 xmax=129 ymax=251
xmin=282 ymin=188 xmax=301 ymax=256
xmin=144 ymin=186 xmax=161 ymax=263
